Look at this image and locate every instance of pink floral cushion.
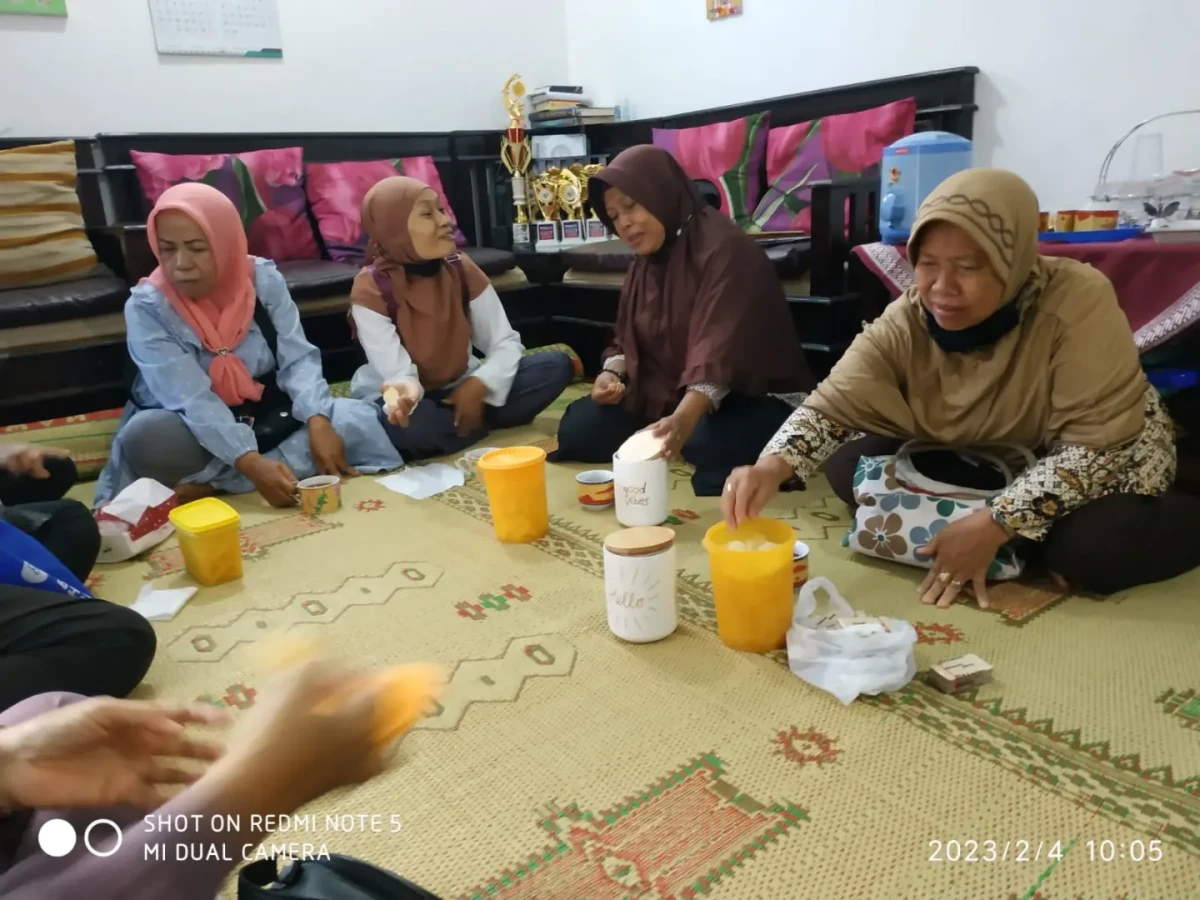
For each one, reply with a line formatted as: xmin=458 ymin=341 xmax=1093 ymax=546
xmin=751 ymin=98 xmax=916 ymax=233
xmin=651 ymin=112 xmax=770 ymax=231
xmin=130 ymin=147 xmax=319 ymax=262
xmin=304 ymin=158 xmax=466 ymax=263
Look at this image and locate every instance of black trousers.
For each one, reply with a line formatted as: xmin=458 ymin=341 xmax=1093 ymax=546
xmin=551 ymin=393 xmax=793 ymax=496
xmin=824 ymin=434 xmax=1200 ymax=596
xmin=0 ymin=456 xmax=156 ymax=709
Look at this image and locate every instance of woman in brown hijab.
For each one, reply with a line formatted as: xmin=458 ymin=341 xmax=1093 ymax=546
xmin=725 ymin=168 xmax=1200 ymax=599
xmin=349 ymin=176 xmax=574 ymax=460
xmin=551 ymin=145 xmax=814 ymax=495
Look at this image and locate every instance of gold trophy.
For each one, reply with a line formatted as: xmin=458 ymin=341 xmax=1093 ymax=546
xmin=532 ymin=168 xmax=563 ymax=252
xmin=500 ymin=74 xmax=533 ymax=249
xmin=581 ymin=163 xmax=608 ymax=239
xmin=557 ymin=166 xmax=586 ymax=247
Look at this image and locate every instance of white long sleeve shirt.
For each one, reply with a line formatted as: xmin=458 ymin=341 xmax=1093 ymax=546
xmin=349 ymin=284 xmax=525 ymax=408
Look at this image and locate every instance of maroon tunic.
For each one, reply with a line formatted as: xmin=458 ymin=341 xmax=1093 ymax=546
xmin=589 ymin=145 xmax=814 ymax=419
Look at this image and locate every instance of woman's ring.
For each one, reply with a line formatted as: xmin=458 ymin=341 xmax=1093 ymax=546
xmin=938 ymin=571 xmax=951 ymax=584
xmin=951 ymin=579 xmax=964 ymax=588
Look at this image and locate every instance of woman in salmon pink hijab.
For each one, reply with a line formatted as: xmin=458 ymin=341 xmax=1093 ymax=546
xmin=94 ymin=183 xmax=402 ymax=508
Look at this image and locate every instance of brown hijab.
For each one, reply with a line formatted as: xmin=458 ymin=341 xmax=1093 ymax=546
xmin=804 ymin=168 xmax=1149 ymax=450
xmin=350 ymin=176 xmax=490 ymax=389
xmin=590 ymin=145 xmax=813 ymax=419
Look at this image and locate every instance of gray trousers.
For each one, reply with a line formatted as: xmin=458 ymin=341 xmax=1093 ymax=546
xmin=119 ymin=408 xmax=216 ymax=488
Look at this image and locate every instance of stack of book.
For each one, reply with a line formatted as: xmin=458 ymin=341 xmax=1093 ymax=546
xmin=527 ymin=85 xmax=616 ymax=128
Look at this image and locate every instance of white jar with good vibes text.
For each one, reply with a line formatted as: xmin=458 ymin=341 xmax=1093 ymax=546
xmin=612 ymin=453 xmax=669 ymax=527
xmin=602 ymin=526 xmax=678 ymax=643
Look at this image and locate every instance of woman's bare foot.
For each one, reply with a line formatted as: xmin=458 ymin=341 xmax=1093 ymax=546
xmin=175 ymin=482 xmax=217 ymax=503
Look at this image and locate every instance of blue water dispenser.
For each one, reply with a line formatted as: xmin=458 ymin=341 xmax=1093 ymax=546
xmin=879 ymin=132 xmax=973 ymax=245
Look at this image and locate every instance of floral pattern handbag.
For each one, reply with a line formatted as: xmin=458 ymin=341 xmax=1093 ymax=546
xmin=843 ymin=442 xmax=1037 ymax=580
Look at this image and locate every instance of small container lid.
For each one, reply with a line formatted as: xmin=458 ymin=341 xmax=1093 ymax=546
xmin=477 ymin=446 xmax=546 ymax=471
xmin=169 ymin=497 xmax=240 ymax=534
xmin=616 ymin=430 xmax=666 ymax=462
xmin=604 ymin=526 xmax=675 ymax=557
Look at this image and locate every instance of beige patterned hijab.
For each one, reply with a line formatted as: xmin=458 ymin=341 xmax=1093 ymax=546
xmin=804 ymin=168 xmax=1149 ymax=451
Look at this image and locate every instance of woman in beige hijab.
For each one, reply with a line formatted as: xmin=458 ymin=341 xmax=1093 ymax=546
xmin=724 ymin=168 xmax=1199 ymax=603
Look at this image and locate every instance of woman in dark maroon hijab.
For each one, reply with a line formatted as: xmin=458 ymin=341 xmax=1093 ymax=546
xmin=551 ymin=145 xmax=814 ymax=495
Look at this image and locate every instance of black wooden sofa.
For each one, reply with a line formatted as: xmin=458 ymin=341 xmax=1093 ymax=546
xmin=0 ymin=67 xmax=979 ymax=425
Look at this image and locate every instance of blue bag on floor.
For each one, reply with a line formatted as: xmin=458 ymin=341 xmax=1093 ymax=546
xmin=0 ymin=518 xmax=92 ymax=599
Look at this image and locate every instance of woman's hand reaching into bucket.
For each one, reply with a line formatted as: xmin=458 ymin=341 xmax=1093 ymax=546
xmin=722 ymin=455 xmax=794 ymax=528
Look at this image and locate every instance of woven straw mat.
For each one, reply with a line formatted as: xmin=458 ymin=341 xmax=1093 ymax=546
xmin=77 ymin=387 xmax=1200 ymax=900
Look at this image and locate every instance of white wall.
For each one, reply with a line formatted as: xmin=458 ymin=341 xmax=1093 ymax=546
xmin=5 ymin=0 xmax=1191 ymax=211
xmin=565 ymin=0 xmax=1199 ymax=211
xmin=0 ymin=0 xmax=567 ymax=135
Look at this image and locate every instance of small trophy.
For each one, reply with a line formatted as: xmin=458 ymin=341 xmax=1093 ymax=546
xmin=557 ymin=167 xmax=586 ymax=248
xmin=532 ymin=169 xmax=562 ymax=252
xmin=581 ymin=163 xmax=609 ymax=239
xmin=500 ymin=74 xmax=533 ymax=250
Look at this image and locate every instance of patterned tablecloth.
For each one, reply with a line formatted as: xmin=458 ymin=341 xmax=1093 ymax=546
xmin=853 ymin=237 xmax=1200 ymax=351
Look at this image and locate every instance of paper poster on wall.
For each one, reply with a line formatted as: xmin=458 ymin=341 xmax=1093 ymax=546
xmin=148 ymin=0 xmax=282 ymax=58
xmin=706 ymin=0 xmax=742 ymax=20
xmin=0 ymin=0 xmax=68 ymax=15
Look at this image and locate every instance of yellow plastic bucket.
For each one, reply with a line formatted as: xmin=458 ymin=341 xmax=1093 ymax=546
xmin=476 ymin=446 xmax=549 ymax=543
xmin=168 ymin=497 xmax=243 ymax=587
xmin=702 ymin=517 xmax=795 ymax=652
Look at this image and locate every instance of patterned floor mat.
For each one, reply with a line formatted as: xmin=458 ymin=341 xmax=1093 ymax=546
xmin=78 ymin=385 xmax=1200 ymax=899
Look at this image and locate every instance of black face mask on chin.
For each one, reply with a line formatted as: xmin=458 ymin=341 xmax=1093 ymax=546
xmin=402 ymin=259 xmax=443 ymax=278
xmin=923 ymin=298 xmax=1021 ymax=353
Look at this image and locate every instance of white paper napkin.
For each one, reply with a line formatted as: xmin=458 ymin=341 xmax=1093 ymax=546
xmin=130 ymin=583 xmax=197 ymax=621
xmin=375 ymin=464 xmax=464 ymax=500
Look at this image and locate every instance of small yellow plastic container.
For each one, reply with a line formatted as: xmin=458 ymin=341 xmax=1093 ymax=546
xmin=476 ymin=446 xmax=549 ymax=543
xmin=702 ymin=517 xmax=796 ymax=652
xmin=168 ymin=497 xmax=243 ymax=586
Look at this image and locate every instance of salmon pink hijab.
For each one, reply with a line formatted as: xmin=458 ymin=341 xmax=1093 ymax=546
xmin=145 ymin=183 xmax=263 ymax=406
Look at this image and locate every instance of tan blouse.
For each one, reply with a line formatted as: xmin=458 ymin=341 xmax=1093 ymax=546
xmin=762 ymin=258 xmax=1176 ymax=541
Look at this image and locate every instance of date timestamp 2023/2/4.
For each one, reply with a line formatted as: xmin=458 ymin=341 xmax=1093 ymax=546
xmin=928 ymin=839 xmax=1164 ymax=863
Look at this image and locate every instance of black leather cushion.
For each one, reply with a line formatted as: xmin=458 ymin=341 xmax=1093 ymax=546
xmin=563 ymin=237 xmax=813 ymax=279
xmin=0 ymin=268 xmax=127 ymax=329
xmin=277 ymin=260 xmax=360 ymax=302
xmin=562 ymin=239 xmax=634 ymax=273
xmin=462 ymin=246 xmax=516 ymax=276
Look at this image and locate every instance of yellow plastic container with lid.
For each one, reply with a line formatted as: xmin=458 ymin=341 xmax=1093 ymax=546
xmin=476 ymin=446 xmax=549 ymax=543
xmin=702 ymin=517 xmax=795 ymax=652
xmin=168 ymin=497 xmax=243 ymax=586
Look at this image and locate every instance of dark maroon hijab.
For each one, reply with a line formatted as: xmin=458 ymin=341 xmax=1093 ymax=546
xmin=590 ymin=145 xmax=813 ymax=419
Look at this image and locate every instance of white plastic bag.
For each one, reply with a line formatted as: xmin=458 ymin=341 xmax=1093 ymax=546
xmin=786 ymin=577 xmax=917 ymax=705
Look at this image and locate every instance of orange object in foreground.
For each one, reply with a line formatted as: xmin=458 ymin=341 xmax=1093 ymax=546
xmin=258 ymin=634 xmax=444 ymax=747
xmin=323 ymin=663 xmax=446 ymax=747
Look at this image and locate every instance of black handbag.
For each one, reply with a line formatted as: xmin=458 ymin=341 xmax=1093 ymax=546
xmin=122 ymin=297 xmax=304 ymax=454
xmin=238 ymin=855 xmax=443 ymax=900
xmin=227 ymin=299 xmax=305 ymax=453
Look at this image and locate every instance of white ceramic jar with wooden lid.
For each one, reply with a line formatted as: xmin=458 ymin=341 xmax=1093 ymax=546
xmin=602 ymin=526 xmax=678 ymax=643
